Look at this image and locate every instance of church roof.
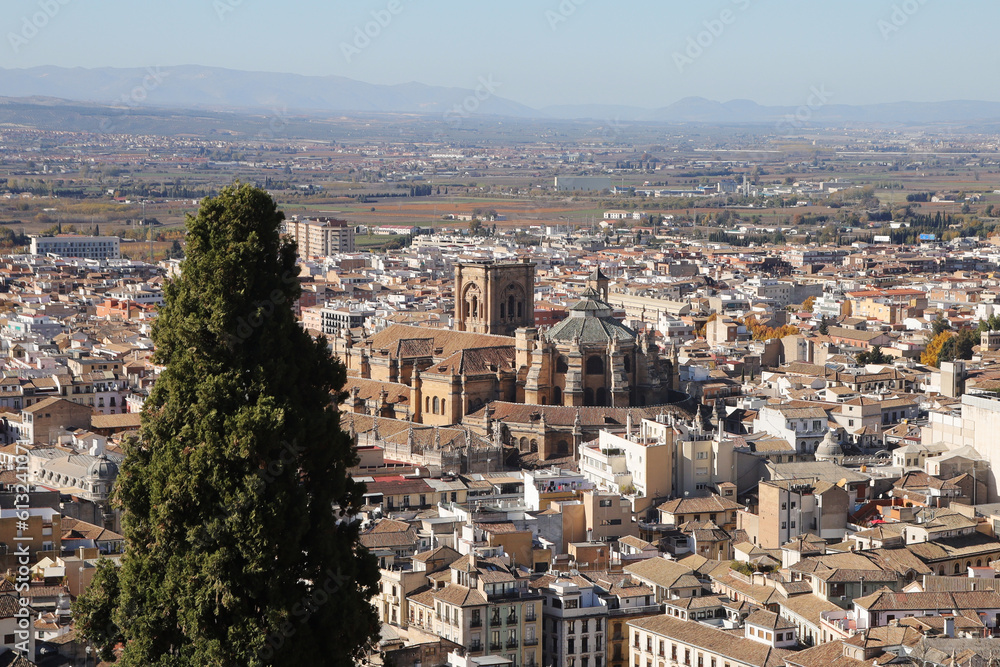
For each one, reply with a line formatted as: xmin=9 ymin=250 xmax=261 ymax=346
xmin=369 ymin=323 xmax=514 ymax=356
xmin=547 ymin=290 xmax=636 ymax=343
xmin=468 ymin=401 xmax=695 ymax=426
xmin=547 ymin=314 xmax=636 ymax=343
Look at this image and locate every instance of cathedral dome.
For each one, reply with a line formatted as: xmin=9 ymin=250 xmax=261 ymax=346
xmin=546 ymin=289 xmax=636 ymax=344
xmin=814 ymin=429 xmax=843 ymax=461
xmin=86 ymin=455 xmax=119 ymax=482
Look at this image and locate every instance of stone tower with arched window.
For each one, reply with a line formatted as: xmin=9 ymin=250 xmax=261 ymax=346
xmin=515 ymin=288 xmax=678 ymax=408
xmin=454 ymin=260 xmax=536 ymax=336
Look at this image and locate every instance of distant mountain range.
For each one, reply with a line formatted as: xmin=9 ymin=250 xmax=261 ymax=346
xmin=3 ymin=65 xmax=1000 ymax=126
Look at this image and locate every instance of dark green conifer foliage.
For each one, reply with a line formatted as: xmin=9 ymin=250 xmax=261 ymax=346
xmin=78 ymin=183 xmax=379 ymax=666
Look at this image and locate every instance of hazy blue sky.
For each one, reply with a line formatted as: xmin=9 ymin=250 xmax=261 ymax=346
xmin=2 ymin=0 xmax=994 ymax=109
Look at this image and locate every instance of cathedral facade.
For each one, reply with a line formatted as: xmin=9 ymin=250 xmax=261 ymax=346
xmin=340 ymin=262 xmax=681 ymax=450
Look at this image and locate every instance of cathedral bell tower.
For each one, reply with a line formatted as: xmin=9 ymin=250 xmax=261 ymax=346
xmin=455 ymin=259 xmax=536 ymax=337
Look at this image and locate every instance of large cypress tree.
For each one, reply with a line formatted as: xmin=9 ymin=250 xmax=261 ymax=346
xmin=80 ymin=183 xmax=379 ymax=665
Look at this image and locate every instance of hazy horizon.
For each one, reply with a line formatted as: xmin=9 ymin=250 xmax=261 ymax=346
xmin=3 ymin=0 xmax=996 ymax=110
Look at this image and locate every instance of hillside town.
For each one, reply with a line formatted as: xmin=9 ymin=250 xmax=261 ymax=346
xmin=3 ymin=205 xmax=1000 ymax=665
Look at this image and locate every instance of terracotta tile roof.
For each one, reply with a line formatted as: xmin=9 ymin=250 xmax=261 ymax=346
xmin=628 ymin=614 xmax=791 ymax=667
xmin=624 ymin=557 xmax=701 ymax=590
xmin=745 ymin=609 xmax=795 ymax=631
xmin=342 ymin=378 xmax=411 ymax=404
xmin=432 ymin=584 xmax=488 ymax=607
xmin=422 ymin=346 xmax=516 ymax=376
xmin=369 ymin=324 xmax=513 ymax=359
xmin=904 ymin=532 xmax=1000 ymax=563
xmin=783 ymin=639 xmax=872 ymax=667
xmin=466 ymin=401 xmax=696 ymax=426
xmin=855 ymin=589 xmax=1000 ymax=612
xmin=91 ymin=413 xmax=142 ymax=430
xmin=658 ymin=495 xmax=740 ymax=515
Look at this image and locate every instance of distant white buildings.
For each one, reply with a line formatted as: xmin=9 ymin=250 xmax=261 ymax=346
xmin=30 ymin=235 xmax=120 ymax=260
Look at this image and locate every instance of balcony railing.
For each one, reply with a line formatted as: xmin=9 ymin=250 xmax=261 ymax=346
xmin=609 ymin=604 xmax=665 ymax=617
xmin=471 ymin=619 xmax=482 ymax=628
xmin=506 ymin=639 xmax=519 ymax=649
xmin=525 ymin=613 xmax=537 ymax=622
xmin=524 ymin=637 xmax=538 ymax=646
xmin=490 ymin=642 xmax=502 ymax=651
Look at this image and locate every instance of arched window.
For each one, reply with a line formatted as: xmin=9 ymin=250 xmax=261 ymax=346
xmin=552 ymin=386 xmax=562 ymax=405
xmin=517 ymin=301 xmax=523 ymax=318
xmin=519 ymin=437 xmax=528 ymax=450
xmin=471 ymin=296 xmax=479 ymax=318
xmin=624 ymin=356 xmax=632 ymax=373
xmin=586 ymin=356 xmax=604 ymax=375
xmin=539 ymin=396 xmax=547 ymax=405
xmin=530 ymin=439 xmax=538 ymax=452
xmin=508 ymin=296 xmax=515 ymax=320
xmin=954 ymin=563 xmax=961 ymax=574
xmin=584 ymin=388 xmax=594 ymax=406
xmin=433 ymin=396 xmax=439 ymax=413
xmin=441 ymin=399 xmax=446 ymax=414
xmin=596 ymin=387 xmax=607 ymax=406
xmin=556 ymin=356 xmax=569 ymax=373
xmin=499 ymin=303 xmax=505 ymax=319
xmin=426 ymin=397 xmax=431 ymax=412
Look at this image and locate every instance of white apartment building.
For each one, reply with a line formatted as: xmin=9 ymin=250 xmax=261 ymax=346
xmin=282 ymin=217 xmax=355 ymax=256
xmin=740 ymin=277 xmax=791 ymax=308
xmin=579 ymin=422 xmax=670 ymax=513
xmin=540 ymin=579 xmax=608 ymax=667
xmin=30 ymin=235 xmax=120 ymax=260
xmin=753 ymin=405 xmax=829 ymax=454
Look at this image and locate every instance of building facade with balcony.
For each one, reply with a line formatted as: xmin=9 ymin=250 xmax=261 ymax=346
xmin=538 ymin=577 xmax=608 ymax=667
xmin=407 ymin=553 xmax=542 ymax=667
xmin=628 ymin=613 xmax=792 ymax=667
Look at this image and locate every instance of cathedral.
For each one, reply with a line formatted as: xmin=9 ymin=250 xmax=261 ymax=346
xmin=339 ymin=261 xmax=684 ymax=459
xmin=517 ymin=267 xmax=676 ymax=408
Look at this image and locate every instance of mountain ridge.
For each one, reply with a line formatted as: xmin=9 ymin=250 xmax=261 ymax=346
xmin=3 ymin=65 xmax=1000 ymax=126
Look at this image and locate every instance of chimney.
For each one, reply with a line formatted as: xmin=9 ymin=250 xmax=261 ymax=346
xmin=89 ymin=437 xmax=106 ymax=457
xmin=943 ymin=614 xmax=954 ymax=638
